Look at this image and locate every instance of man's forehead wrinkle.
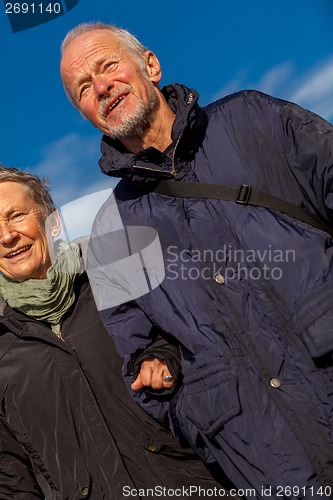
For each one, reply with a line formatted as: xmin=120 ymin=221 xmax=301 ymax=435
xmin=70 ymin=42 xmax=121 ymax=81
xmin=67 ymin=48 xmax=101 ymax=88
xmin=74 ymin=44 xmax=100 ymax=73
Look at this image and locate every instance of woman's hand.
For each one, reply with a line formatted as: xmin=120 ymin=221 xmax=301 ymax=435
xmin=131 ymin=358 xmax=174 ymax=391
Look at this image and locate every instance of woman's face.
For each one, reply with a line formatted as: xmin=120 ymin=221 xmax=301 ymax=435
xmin=0 ymin=181 xmax=52 ymax=282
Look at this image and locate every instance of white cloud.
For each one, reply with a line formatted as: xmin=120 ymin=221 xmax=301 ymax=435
xmin=212 ymin=69 xmax=249 ymax=102
xmin=256 ymin=61 xmax=295 ymax=96
xmin=211 ymin=56 xmax=333 ymax=122
xmin=32 ymin=132 xmax=116 ymax=207
xmin=289 ymin=58 xmax=333 ymax=120
xmin=31 ymin=132 xmax=120 ymax=249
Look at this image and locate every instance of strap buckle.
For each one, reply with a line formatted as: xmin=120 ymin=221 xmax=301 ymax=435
xmin=236 ymin=184 xmax=252 ymax=204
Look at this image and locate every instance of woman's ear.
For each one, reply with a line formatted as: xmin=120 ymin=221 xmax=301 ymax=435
xmin=46 ymin=210 xmax=61 ymax=238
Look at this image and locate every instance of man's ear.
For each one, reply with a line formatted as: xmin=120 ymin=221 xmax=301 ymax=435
xmin=145 ymin=51 xmax=162 ymax=84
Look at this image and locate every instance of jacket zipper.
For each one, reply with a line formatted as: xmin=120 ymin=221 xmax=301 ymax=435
xmin=131 ymin=135 xmax=182 ymax=177
xmin=54 ymin=329 xmax=65 ymax=342
xmin=171 ymin=136 xmax=182 ymax=175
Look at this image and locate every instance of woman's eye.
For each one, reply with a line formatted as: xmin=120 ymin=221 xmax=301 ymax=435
xmin=10 ymin=213 xmax=24 ymax=222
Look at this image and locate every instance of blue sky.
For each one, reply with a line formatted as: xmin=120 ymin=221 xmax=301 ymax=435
xmin=1 ymin=0 xmax=333 ymax=215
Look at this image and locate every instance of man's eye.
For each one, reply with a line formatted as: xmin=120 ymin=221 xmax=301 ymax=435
xmin=79 ymin=84 xmax=90 ymax=98
xmin=104 ymin=61 xmax=118 ymax=72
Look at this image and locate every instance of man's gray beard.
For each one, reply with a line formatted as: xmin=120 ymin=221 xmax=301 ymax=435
xmin=106 ymin=91 xmax=158 ymax=140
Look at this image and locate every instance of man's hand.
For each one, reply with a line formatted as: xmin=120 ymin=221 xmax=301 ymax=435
xmin=131 ymin=358 xmax=174 ymax=391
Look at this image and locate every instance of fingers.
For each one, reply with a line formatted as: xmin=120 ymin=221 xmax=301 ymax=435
xmin=131 ymin=358 xmax=174 ymax=391
xmin=131 ymin=375 xmax=144 ymax=391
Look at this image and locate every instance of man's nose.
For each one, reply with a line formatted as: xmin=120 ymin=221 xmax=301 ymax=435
xmin=92 ymin=75 xmax=113 ymax=99
xmin=0 ymin=224 xmax=18 ymax=244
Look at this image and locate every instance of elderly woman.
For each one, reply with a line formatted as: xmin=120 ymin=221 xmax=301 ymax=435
xmin=0 ymin=166 xmax=232 ymax=499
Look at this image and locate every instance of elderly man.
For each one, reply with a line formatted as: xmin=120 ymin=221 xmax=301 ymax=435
xmin=60 ymin=22 xmax=333 ymax=499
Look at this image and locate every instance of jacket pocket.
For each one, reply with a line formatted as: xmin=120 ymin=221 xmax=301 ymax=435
xmin=9 ymin=407 xmax=91 ymax=499
xmin=186 ymin=378 xmax=240 ymax=438
xmin=292 ymin=279 xmax=333 ymax=358
xmin=301 ymin=310 xmax=333 ymax=358
xmin=174 ymin=358 xmax=241 ymax=460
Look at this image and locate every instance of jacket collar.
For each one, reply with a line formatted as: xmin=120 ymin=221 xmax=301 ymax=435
xmin=99 ymin=83 xmax=208 ymax=180
xmin=0 ymin=305 xmax=70 ymax=350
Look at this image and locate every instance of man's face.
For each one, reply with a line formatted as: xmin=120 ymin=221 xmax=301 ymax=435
xmin=60 ymin=30 xmax=161 ymax=139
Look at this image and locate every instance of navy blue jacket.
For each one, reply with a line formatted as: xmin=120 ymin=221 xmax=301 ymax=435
xmin=88 ymin=84 xmax=333 ymax=499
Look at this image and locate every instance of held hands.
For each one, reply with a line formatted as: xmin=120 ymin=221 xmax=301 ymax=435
xmin=131 ymin=358 xmax=174 ymax=391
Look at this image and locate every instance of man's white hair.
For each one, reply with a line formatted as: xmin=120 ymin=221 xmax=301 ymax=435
xmin=61 ymin=22 xmax=148 ymax=58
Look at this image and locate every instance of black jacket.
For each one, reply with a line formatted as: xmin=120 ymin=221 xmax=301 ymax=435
xmin=0 ymin=272 xmax=231 ymax=499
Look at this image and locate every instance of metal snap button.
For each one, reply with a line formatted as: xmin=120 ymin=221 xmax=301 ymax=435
xmin=270 ymin=378 xmax=281 ymax=388
xmin=81 ymin=486 xmax=90 ymax=497
xmin=147 ymin=443 xmax=158 ymax=452
xmin=214 ymin=274 xmax=225 ymax=284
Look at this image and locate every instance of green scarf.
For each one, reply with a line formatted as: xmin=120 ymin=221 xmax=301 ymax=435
xmin=0 ymin=241 xmax=81 ymax=336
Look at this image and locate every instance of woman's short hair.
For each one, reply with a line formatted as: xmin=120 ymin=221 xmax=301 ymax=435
xmin=0 ymin=166 xmax=55 ymax=217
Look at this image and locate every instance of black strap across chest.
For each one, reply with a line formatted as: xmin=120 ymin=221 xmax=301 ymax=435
xmin=145 ymin=180 xmax=333 ymax=237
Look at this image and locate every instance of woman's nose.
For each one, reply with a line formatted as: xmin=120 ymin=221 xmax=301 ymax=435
xmin=0 ymin=224 xmax=19 ymax=244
